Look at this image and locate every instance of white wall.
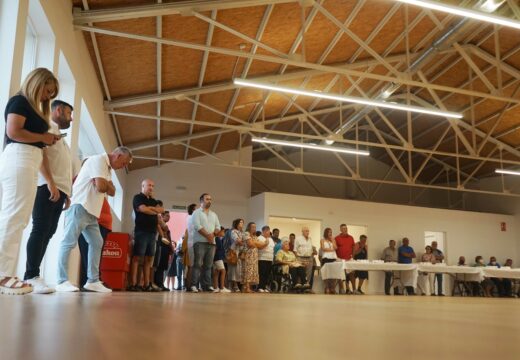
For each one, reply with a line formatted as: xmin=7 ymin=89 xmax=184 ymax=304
xmin=252 ymin=147 xmax=436 ymax=206
xmin=123 ymin=147 xmax=252 ymax=233
xmin=256 ymin=192 xmax=519 ymax=294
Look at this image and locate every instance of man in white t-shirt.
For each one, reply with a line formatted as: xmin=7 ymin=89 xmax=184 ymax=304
xmin=56 ymin=147 xmax=132 ymax=293
xmin=24 ymin=100 xmax=75 ymax=294
xmin=257 ymin=225 xmax=275 ymax=293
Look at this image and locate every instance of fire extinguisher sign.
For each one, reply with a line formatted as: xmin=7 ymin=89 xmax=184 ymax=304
xmin=500 ymin=222 xmax=506 ymax=232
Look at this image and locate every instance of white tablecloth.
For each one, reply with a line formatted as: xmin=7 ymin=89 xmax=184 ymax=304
xmin=483 ymin=267 xmax=520 ymax=279
xmin=417 ymin=264 xmax=481 ymax=274
xmin=320 ymin=261 xmax=418 ymax=287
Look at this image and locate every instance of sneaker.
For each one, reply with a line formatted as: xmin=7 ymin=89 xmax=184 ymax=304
xmin=233 ymin=287 xmax=241 ymax=293
xmin=126 ymin=285 xmax=141 ymax=292
xmin=302 ymin=283 xmax=311 ymax=290
xmin=294 ymin=283 xmax=302 ymax=289
xmin=356 ymin=289 xmax=365 ymax=295
xmin=83 ymin=281 xmax=112 ymax=293
xmin=264 ymin=289 xmax=270 ymax=293
xmin=0 ymin=276 xmax=33 ymax=295
xmin=190 ymin=286 xmax=199 ymax=293
xmin=26 ymin=277 xmax=55 ymax=294
xmin=212 ymin=288 xmax=220 ymax=293
xmin=220 ymin=287 xmax=231 ymax=293
xmin=208 ymin=286 xmax=216 ymax=292
xmin=258 ymin=289 xmax=265 ymax=293
xmin=56 ymin=281 xmax=79 ymax=292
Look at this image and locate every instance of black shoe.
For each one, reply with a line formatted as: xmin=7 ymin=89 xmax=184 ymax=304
xmin=431 ymin=294 xmax=436 ymax=296
xmin=126 ymin=285 xmax=141 ymax=292
xmin=161 ymin=286 xmax=169 ymax=292
xmin=439 ymin=293 xmax=445 ymax=297
xmin=385 ymin=292 xmax=391 ymax=296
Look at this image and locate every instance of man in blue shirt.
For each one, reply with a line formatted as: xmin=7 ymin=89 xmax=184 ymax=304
xmin=488 ymin=256 xmax=505 ymax=297
xmin=398 ymin=237 xmax=416 ymax=295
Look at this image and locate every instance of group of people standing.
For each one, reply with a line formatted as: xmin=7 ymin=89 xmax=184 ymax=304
xmin=0 ymin=68 xmax=133 ymax=295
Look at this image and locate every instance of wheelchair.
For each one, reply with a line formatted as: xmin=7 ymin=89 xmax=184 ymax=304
xmin=269 ymin=263 xmax=308 ymax=294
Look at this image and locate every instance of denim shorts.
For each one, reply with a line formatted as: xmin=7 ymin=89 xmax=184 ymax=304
xmin=133 ymin=231 xmax=157 ymax=257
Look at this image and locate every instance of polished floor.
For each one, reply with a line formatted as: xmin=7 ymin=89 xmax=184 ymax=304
xmin=1 ymin=292 xmax=520 ymax=360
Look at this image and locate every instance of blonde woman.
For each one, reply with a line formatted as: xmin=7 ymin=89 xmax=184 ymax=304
xmin=242 ymin=222 xmax=260 ymax=293
xmin=0 ymin=68 xmax=61 ymax=295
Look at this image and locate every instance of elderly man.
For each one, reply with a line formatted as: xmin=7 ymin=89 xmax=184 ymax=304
xmin=381 ymin=239 xmax=399 ymax=295
xmin=294 ymin=227 xmax=314 ymax=290
xmin=431 ymin=241 xmax=445 ymax=296
xmin=57 ymin=146 xmax=132 ymax=293
xmin=398 ymin=237 xmax=416 ymax=295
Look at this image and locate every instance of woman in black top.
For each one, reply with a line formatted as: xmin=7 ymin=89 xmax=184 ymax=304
xmin=0 ymin=68 xmax=61 ymax=295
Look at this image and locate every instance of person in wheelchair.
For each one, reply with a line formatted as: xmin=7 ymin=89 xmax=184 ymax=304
xmin=275 ymin=240 xmax=310 ymax=290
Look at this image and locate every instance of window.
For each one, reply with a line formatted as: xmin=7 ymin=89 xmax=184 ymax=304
xmin=21 ymin=18 xmax=38 ymax=82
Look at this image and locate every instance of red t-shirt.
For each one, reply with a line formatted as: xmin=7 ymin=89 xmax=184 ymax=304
xmin=335 ymin=234 xmax=355 ymax=260
xmin=98 ymin=198 xmax=113 ymax=231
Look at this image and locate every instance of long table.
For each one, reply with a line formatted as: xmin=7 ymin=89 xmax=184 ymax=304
xmin=320 ymin=261 xmax=520 ymax=292
xmin=320 ymin=261 xmax=417 ymax=287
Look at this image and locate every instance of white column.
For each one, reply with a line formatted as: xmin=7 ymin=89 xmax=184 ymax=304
xmin=0 ymin=0 xmax=29 ymax=152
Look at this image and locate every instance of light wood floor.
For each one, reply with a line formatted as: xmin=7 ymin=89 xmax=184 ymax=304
xmin=1 ymin=292 xmax=519 ymax=360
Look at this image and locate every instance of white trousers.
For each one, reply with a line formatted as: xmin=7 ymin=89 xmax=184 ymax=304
xmin=418 ymin=272 xmax=436 ymax=295
xmin=0 ymin=143 xmax=42 ymax=276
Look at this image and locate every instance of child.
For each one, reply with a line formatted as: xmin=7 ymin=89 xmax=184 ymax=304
xmin=213 ymin=227 xmax=231 ymax=293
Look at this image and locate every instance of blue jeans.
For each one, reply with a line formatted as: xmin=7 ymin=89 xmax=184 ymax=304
xmin=57 ymin=204 xmax=103 ymax=284
xmin=192 ymin=242 xmax=216 ymax=290
xmin=176 ymin=255 xmax=184 ymax=289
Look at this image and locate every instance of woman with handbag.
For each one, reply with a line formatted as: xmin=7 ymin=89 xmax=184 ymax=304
xmin=242 ymin=222 xmax=260 ymax=293
xmin=226 ymin=218 xmax=244 ymax=292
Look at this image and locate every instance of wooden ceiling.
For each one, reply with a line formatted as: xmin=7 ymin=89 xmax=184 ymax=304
xmin=72 ymin=0 xmax=520 ymax=188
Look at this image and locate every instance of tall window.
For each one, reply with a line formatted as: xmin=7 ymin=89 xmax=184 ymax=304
xmin=21 ymin=18 xmax=38 ymax=81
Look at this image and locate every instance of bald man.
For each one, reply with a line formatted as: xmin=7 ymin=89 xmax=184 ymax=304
xmin=127 ymin=179 xmax=164 ymax=292
xmin=293 ymin=227 xmax=314 ymax=289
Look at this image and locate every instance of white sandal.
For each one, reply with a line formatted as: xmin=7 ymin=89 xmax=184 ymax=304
xmin=0 ymin=276 xmax=33 ymax=295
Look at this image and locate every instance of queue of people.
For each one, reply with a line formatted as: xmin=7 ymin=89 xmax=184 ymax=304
xmin=0 ymin=68 xmax=133 ymax=295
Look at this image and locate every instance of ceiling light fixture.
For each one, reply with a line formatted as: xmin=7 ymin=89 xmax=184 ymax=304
xmin=495 ymin=169 xmax=520 ymax=176
xmin=396 ymin=0 xmax=519 ymax=30
xmin=252 ymin=137 xmax=369 ymax=156
xmin=234 ymin=78 xmax=463 ymax=119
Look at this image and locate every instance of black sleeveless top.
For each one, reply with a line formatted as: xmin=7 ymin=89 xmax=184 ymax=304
xmin=354 ymin=244 xmax=367 ymax=260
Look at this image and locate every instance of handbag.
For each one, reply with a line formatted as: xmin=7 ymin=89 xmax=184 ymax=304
xmin=226 ymin=249 xmax=238 ymax=265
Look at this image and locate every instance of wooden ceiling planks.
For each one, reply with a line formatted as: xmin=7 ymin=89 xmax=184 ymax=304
xmin=74 ymin=0 xmax=520 ymax=175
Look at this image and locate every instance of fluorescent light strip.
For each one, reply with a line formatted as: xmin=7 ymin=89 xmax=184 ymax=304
xmin=252 ymin=137 xmax=370 ymax=156
xmin=495 ymin=169 xmax=520 ymax=176
xmin=234 ymin=79 xmax=463 ymax=119
xmin=396 ymin=0 xmax=520 ymax=30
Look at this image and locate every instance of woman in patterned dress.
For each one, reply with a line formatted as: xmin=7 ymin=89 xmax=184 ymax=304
xmin=242 ymin=222 xmax=260 ymax=293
